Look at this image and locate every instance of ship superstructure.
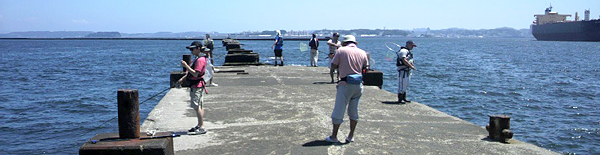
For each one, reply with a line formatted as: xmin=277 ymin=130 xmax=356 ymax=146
xmin=531 ymin=6 xmax=600 ymax=41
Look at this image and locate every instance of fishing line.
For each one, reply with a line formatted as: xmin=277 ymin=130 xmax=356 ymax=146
xmin=385 ymin=42 xmax=401 ymax=51
xmin=78 ymin=87 xmax=171 ymax=141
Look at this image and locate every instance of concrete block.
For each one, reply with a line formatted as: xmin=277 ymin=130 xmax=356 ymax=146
xmin=227 ymin=49 xmax=253 ymax=54
xmin=222 ymin=39 xmax=238 ymax=46
xmin=223 ymin=62 xmax=262 ymax=66
xmin=170 ymin=71 xmax=190 ymax=88
xmin=79 ymin=132 xmax=173 ymax=155
xmin=224 ymin=53 xmax=259 ymax=63
xmin=363 ymin=70 xmax=383 ymax=88
xmin=226 ymin=43 xmax=241 ymax=50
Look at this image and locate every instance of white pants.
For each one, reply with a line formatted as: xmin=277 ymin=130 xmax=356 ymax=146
xmin=331 ymin=83 xmax=363 ymax=124
xmin=310 ymin=49 xmax=319 ymax=66
xmin=398 ymin=70 xmax=411 ymax=93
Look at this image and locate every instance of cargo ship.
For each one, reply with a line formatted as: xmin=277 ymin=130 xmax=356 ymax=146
xmin=531 ymin=6 xmax=600 ymax=41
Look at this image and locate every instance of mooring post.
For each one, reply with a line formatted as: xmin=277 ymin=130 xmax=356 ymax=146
xmin=183 ymin=54 xmax=191 ymax=72
xmin=117 ymin=89 xmax=140 ymax=139
xmin=486 ymin=115 xmax=513 ymax=143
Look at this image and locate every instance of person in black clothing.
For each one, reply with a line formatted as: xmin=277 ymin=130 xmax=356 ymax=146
xmin=309 ymin=33 xmax=319 ymax=67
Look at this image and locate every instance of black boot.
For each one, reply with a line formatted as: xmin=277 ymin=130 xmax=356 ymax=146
xmin=398 ymin=93 xmax=405 ymax=104
xmin=402 ymin=93 xmax=411 ymax=103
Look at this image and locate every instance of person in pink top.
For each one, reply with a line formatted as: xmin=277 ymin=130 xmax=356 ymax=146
xmin=177 ymin=41 xmax=208 ymax=134
xmin=325 ymin=35 xmax=369 ymax=143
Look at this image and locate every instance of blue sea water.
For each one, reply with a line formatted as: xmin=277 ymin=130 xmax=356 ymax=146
xmin=0 ymin=38 xmax=598 ymax=154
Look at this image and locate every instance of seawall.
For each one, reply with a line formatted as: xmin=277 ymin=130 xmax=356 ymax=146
xmin=141 ymin=66 xmax=557 ymax=154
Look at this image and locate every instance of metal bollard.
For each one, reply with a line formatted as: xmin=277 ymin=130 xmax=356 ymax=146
xmin=486 ymin=115 xmax=514 ymax=143
xmin=117 ymin=89 xmax=140 ymax=139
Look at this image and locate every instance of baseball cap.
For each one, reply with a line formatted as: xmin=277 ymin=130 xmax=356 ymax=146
xmin=406 ymin=40 xmax=417 ymax=47
xmin=186 ymin=41 xmax=203 ymax=49
xmin=342 ymin=35 xmax=357 ymax=44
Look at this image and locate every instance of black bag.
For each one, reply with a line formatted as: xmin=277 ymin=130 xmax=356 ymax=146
xmin=206 ymin=40 xmax=214 ymax=50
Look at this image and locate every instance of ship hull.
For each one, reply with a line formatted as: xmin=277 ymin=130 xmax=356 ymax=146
xmin=532 ymin=20 xmax=600 ymax=41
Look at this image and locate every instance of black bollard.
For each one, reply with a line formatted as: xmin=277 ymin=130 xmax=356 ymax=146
xmin=117 ymin=89 xmax=140 ymax=139
xmin=80 ymin=89 xmax=173 ymax=154
xmin=486 ymin=115 xmax=513 ymax=143
xmin=183 ymin=55 xmax=191 ymax=72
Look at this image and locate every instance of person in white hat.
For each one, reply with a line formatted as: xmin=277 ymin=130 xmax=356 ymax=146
xmin=271 ymin=30 xmax=284 ymax=66
xmin=326 ymin=35 xmax=369 ymax=143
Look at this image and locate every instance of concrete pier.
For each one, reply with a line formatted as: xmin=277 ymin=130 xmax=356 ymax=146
xmin=141 ymin=66 xmax=557 ymax=155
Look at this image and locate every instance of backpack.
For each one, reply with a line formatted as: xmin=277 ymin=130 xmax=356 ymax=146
xmin=276 ymin=36 xmax=284 ymax=46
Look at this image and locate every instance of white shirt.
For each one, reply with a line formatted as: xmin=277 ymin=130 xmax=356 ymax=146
xmin=327 ymin=39 xmax=341 ymax=54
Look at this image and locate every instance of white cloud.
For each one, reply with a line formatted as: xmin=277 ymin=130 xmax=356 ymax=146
xmin=72 ymin=19 xmax=88 ymax=24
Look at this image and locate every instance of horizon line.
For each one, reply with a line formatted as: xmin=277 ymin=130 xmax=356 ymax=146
xmin=0 ymin=27 xmax=531 ymax=34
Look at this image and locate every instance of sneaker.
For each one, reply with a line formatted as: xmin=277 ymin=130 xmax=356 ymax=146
xmin=196 ymin=128 xmax=207 ymax=134
xmin=188 ymin=126 xmax=199 ymax=133
xmin=208 ymin=83 xmax=218 ymax=87
xmin=346 ymin=137 xmax=354 ymax=143
xmin=188 ymin=126 xmax=207 ymax=135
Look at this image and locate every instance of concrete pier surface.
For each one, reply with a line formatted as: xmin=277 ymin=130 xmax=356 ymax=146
xmin=141 ymin=66 xmax=557 ymax=155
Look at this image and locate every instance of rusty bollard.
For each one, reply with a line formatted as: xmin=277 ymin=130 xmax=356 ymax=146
xmin=486 ymin=115 xmax=514 ymax=143
xmin=80 ymin=89 xmax=174 ymax=155
xmin=117 ymin=89 xmax=140 ymax=139
xmin=182 ymin=54 xmax=191 ymax=71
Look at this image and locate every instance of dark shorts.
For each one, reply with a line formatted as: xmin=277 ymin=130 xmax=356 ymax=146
xmin=274 ymin=49 xmax=283 ymax=57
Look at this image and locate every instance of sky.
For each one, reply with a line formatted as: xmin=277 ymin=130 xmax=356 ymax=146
xmin=1 ymin=0 xmax=599 ymax=33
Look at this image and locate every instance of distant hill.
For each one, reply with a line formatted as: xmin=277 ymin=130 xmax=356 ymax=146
xmin=314 ymin=29 xmax=410 ymax=37
xmin=429 ymin=27 xmax=532 ymax=38
xmin=85 ymin=32 xmax=121 ymax=38
xmin=0 ymin=31 xmax=209 ymax=38
xmin=0 ymin=31 xmax=93 ymax=38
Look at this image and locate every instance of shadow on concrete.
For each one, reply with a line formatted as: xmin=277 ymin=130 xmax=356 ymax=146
xmin=313 ymin=82 xmax=336 ymax=85
xmin=381 ymin=101 xmax=405 ymax=105
xmin=302 ymin=140 xmax=349 ymax=147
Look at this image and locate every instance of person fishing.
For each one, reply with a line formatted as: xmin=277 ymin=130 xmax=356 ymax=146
xmin=177 ymin=41 xmax=210 ymax=134
xmin=396 ymin=40 xmax=417 ymax=103
xmin=309 ymin=33 xmax=319 ymax=67
xmin=327 ymin=32 xmax=341 ymax=83
xmin=325 ymin=35 xmax=369 ymax=143
xmin=271 ymin=30 xmax=284 ymax=66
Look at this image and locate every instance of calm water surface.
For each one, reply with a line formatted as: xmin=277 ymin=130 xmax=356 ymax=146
xmin=0 ymin=38 xmax=598 ymax=154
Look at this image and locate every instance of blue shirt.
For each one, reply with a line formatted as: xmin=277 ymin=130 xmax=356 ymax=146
xmin=274 ymin=36 xmax=283 ymax=50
